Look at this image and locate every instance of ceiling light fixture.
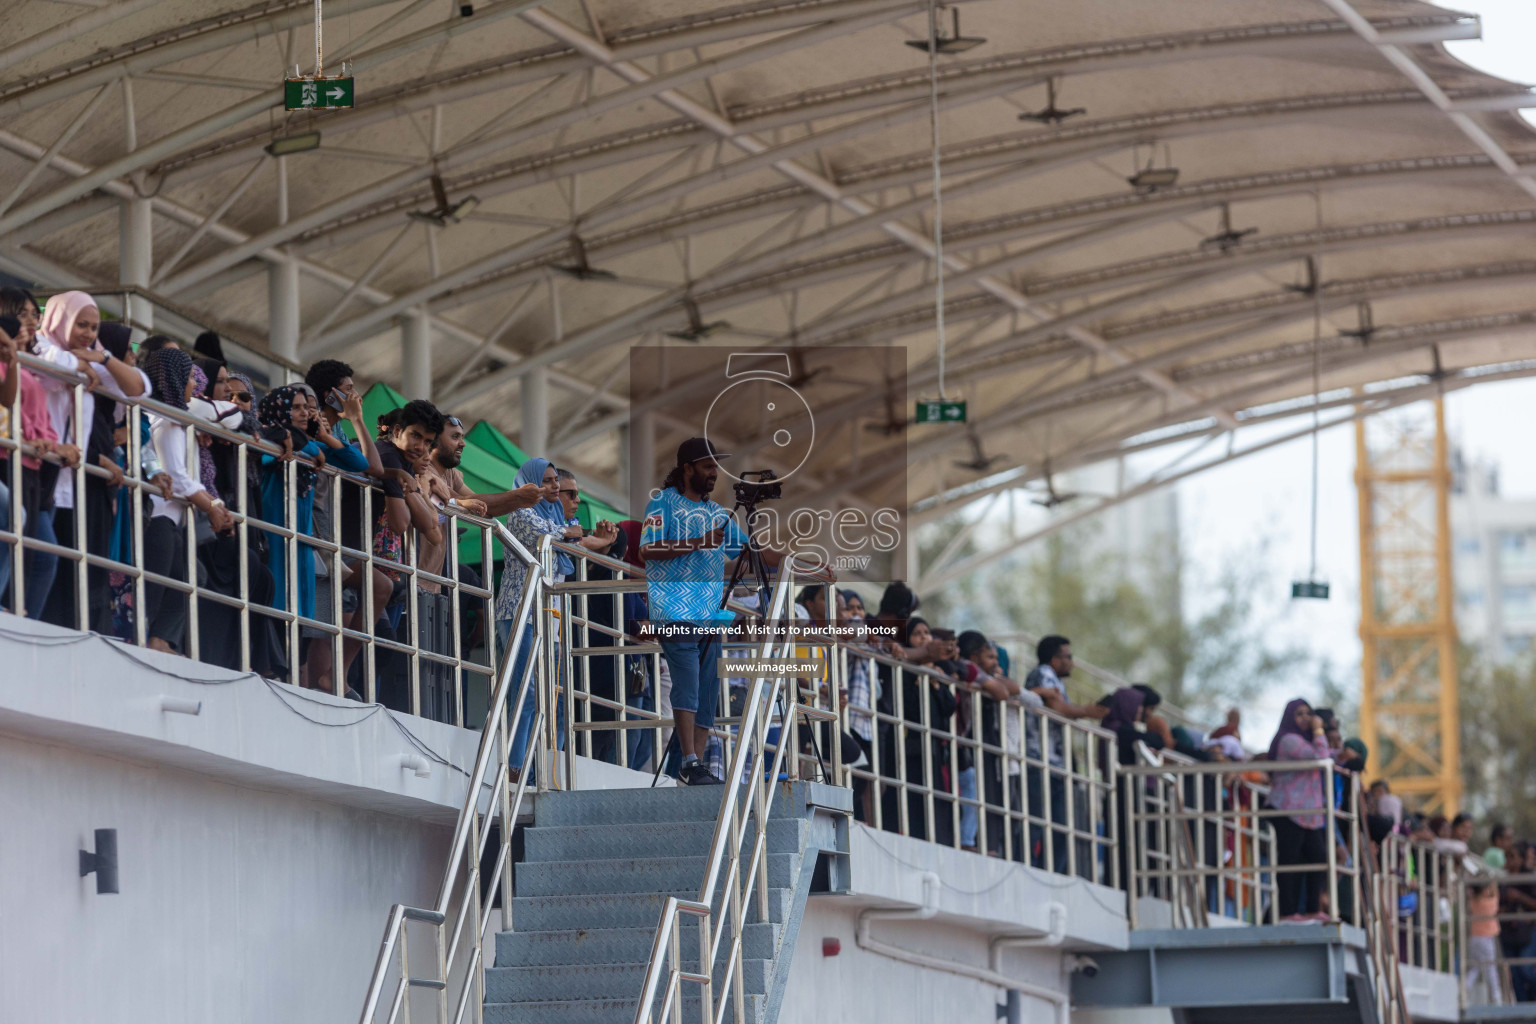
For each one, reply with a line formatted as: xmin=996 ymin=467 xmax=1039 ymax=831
xmin=665 ymin=298 xmax=730 ymax=342
xmin=904 ymin=6 xmax=986 ymax=54
xmin=1128 ymin=144 xmax=1179 ymax=193
xmin=408 ymin=173 xmax=479 ymax=227
xmin=1339 ymin=301 xmax=1377 ymax=343
xmin=264 ymin=131 xmax=322 ymax=157
xmin=1018 ymin=78 xmax=1086 ymax=125
xmin=553 ymin=235 xmax=617 ymax=281
xmin=1199 ymin=202 xmax=1259 ymax=252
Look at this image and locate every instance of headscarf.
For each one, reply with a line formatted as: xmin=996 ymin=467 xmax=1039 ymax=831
xmin=98 ymin=322 xmax=132 ymax=362
xmin=187 ymin=364 xmax=220 ymax=493
xmin=227 ymin=371 xmax=257 ymax=435
xmin=900 ymin=615 xmax=928 ymax=648
xmin=143 ymin=346 xmax=193 ymax=411
xmin=515 ymin=456 xmax=572 ymax=575
xmin=1100 ymin=687 xmax=1145 ymax=733
xmin=1267 ymin=698 xmax=1313 ymax=760
xmin=616 ymin=519 xmax=645 ymax=570
xmin=257 ymin=385 xmax=316 ymax=497
xmin=193 ymin=357 xmax=225 ymax=398
xmin=37 ymin=289 xmax=96 ymax=351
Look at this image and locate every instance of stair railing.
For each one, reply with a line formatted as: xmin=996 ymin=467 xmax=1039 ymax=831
xmin=1356 ymin=782 xmax=1411 ymax=1024
xmin=634 ymin=563 xmax=836 ymax=1024
xmin=356 ymin=529 xmax=552 ymax=1024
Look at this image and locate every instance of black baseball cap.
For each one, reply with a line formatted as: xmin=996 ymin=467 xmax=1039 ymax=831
xmin=676 ymin=436 xmax=732 ymax=465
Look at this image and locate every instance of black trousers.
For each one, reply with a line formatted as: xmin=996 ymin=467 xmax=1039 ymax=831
xmin=143 ymin=516 xmax=189 ymax=650
xmin=1027 ymin=765 xmax=1069 ymax=873
xmin=1273 ymin=814 xmax=1329 ymax=917
xmin=40 ymin=477 xmax=115 ymax=633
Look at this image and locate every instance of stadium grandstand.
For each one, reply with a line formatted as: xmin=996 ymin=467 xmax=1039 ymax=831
xmin=2 ymin=0 xmax=1535 ymax=1022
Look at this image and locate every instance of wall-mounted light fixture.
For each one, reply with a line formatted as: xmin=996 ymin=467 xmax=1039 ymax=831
xmin=161 ymin=696 xmax=202 ymax=715
xmin=79 ymin=828 xmax=119 ymax=894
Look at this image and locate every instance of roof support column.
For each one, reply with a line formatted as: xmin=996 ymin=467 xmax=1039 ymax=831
xmin=626 ymin=411 xmax=653 ymax=518
xmin=521 ymin=367 xmax=548 ymax=457
xmin=268 ymin=257 xmax=301 ymax=366
xmin=119 ymin=196 xmax=153 ymax=334
xmin=401 ymin=307 xmax=432 ymax=401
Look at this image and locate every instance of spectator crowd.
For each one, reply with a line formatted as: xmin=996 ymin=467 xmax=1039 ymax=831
xmin=3 ymin=289 xmax=1532 ymax=1002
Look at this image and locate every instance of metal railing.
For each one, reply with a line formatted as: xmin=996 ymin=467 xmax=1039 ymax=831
xmin=828 ymin=640 xmax=1119 ymax=885
xmin=357 ymin=530 xmax=545 ymax=1024
xmin=632 ymin=562 xmax=824 ymax=1024
xmin=1459 ymin=868 xmax=1536 ymax=1008
xmin=1 ymin=349 xmax=501 ymax=724
xmin=1122 ymin=758 xmax=1362 ymax=929
xmin=1378 ymin=833 xmax=1464 ymax=976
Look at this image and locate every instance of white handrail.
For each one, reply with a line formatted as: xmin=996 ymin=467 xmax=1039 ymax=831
xmin=355 ymin=526 xmax=545 ymax=1024
xmin=632 ymin=564 xmax=801 ymax=1024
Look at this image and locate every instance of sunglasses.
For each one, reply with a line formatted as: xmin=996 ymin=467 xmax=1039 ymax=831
xmin=558 ymin=488 xmax=579 ymax=499
xmin=445 ymin=416 xmax=464 ymax=428
xmin=233 ymin=391 xmax=252 ymax=403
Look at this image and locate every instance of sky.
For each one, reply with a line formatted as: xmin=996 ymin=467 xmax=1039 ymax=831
xmin=1150 ymin=1 xmax=1536 ymax=729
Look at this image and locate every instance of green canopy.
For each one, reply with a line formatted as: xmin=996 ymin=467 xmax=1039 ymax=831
xmin=347 ymin=383 xmax=629 ymax=564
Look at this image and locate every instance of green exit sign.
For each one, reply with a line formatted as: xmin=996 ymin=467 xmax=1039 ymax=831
xmin=285 ymin=77 xmax=354 ymax=111
xmin=1291 ymin=580 xmax=1330 ymax=600
xmin=915 ymin=400 xmax=967 ymax=424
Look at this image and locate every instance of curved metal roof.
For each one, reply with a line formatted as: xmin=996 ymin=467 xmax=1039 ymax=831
xmin=2 ymin=0 xmax=1534 ymax=531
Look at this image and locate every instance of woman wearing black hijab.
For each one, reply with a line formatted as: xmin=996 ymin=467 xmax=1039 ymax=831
xmin=876 ymin=616 xmax=958 ymax=846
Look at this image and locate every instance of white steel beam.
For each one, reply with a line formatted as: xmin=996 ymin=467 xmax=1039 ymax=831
xmin=0 ymin=0 xmax=171 ymax=73
xmin=0 ymin=0 xmax=555 ymax=240
xmin=1314 ymin=0 xmax=1536 ymax=201
xmin=449 ymin=7 xmax=1226 ymax=427
xmin=155 ymin=0 xmax=938 ymax=188
xmin=155 ymin=1 xmax=926 ymax=299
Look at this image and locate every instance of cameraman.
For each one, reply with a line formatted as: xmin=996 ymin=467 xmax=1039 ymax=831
xmin=640 ymin=437 xmax=782 ymax=786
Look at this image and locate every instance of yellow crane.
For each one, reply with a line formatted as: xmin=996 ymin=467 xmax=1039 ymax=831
xmin=1355 ymin=398 xmax=1460 ymax=814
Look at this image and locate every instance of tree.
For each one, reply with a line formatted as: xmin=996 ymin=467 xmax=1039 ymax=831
xmin=1459 ymin=649 xmax=1536 ymax=836
xmin=921 ymin=514 xmax=1311 ymax=722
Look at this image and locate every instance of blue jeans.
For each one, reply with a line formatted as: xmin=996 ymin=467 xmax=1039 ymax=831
xmin=24 ymin=506 xmax=58 ymax=620
xmin=959 ymin=766 xmax=978 ymax=849
xmin=496 ymin=618 xmax=565 ymax=773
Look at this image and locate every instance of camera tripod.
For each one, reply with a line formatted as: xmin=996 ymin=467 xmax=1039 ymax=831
xmin=721 ymin=497 xmax=829 ymax=785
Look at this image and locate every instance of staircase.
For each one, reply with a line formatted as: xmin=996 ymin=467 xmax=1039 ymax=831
xmin=483 ymin=781 xmax=849 ymax=1024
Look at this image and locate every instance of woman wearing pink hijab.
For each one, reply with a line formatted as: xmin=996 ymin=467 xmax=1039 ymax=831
xmin=30 ymin=290 xmax=148 ymax=631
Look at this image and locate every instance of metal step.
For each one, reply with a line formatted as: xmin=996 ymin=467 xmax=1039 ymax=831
xmin=484 ymin=956 xmax=772 ymax=1002
xmin=483 ymin=992 xmax=764 ymax=1024
xmin=531 ymin=785 xmax=734 ymax=828
xmin=494 ymin=922 xmax=782 ymax=968
xmin=509 ymin=886 xmax=794 ymax=932
xmin=522 ymin=816 xmax=807 ymax=863
xmin=514 ymin=852 xmax=800 ymax=897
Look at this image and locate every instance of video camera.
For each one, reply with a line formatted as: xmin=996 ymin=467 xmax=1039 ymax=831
xmin=732 ymin=469 xmax=782 ymax=506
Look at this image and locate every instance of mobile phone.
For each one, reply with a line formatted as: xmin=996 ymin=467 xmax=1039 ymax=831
xmin=931 ymin=627 xmax=956 ymax=642
xmin=326 ymin=387 xmax=346 ymax=412
xmin=0 ymin=315 xmax=19 ymax=338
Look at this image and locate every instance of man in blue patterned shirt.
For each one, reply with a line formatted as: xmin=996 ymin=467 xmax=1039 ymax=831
xmin=640 ymin=437 xmax=781 ymax=785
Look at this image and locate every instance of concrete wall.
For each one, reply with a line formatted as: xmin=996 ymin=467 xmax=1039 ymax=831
xmin=783 ymin=900 xmax=1070 ymax=1023
xmin=0 ymin=614 xmax=482 ymax=1024
xmin=1 ymin=733 xmax=450 ymax=1024
xmin=777 ymin=824 xmax=1132 ymax=1023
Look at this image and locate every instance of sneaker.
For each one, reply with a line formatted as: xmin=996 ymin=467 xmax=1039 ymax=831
xmin=679 ymin=763 xmax=724 ymax=786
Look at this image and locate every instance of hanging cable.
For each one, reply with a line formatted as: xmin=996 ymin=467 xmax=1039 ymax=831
xmin=927 ymin=0 xmax=947 ymax=398
xmin=1308 ymin=191 xmax=1324 ymax=584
